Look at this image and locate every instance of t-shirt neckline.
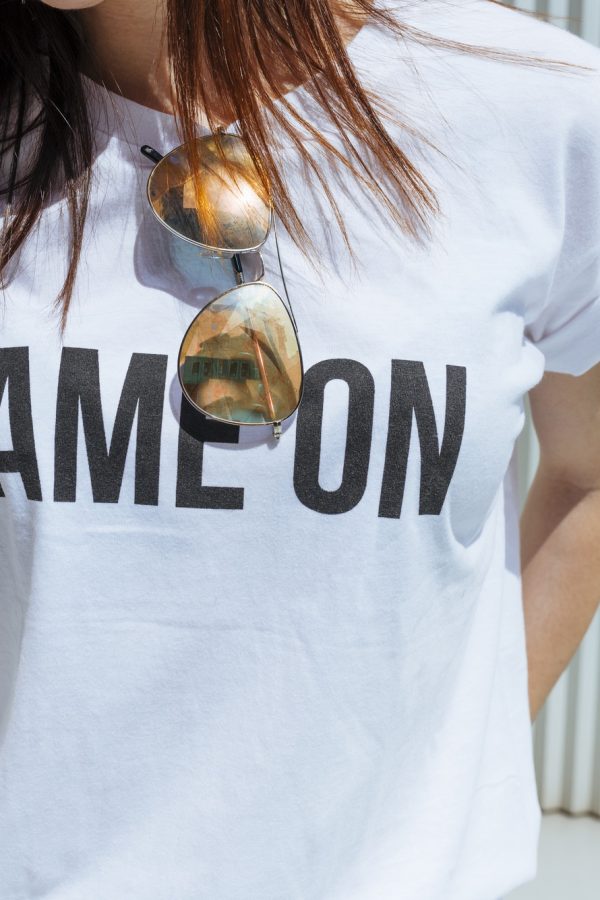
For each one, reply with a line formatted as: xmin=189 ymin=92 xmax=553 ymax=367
xmin=81 ymin=12 xmax=375 ymax=156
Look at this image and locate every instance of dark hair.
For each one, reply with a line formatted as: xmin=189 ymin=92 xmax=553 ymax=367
xmin=0 ymin=0 xmax=587 ymax=332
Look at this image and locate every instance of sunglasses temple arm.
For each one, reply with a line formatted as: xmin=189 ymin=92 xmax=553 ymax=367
xmin=140 ymin=145 xmax=164 ymax=164
xmin=272 ymin=213 xmax=299 ymax=334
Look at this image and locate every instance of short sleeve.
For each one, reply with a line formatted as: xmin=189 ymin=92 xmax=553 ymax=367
xmin=523 ymin=68 xmax=600 ymax=377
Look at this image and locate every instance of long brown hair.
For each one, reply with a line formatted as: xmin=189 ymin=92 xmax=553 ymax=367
xmin=0 ymin=0 xmax=588 ymax=332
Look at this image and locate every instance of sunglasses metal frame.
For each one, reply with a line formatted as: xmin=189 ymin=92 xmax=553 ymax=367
xmin=140 ymin=135 xmax=304 ymax=440
xmin=143 ymin=135 xmax=274 ymax=258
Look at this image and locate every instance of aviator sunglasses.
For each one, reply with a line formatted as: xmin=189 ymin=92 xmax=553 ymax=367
xmin=140 ymin=132 xmax=304 ymax=441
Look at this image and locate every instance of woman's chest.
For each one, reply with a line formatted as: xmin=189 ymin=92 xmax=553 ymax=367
xmin=0 ymin=198 xmax=546 ymax=549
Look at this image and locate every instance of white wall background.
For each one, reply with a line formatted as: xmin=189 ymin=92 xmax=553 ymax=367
xmin=507 ymin=0 xmax=600 ymax=817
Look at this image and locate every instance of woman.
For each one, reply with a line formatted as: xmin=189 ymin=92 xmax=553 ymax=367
xmin=1 ymin=1 xmax=600 ymax=897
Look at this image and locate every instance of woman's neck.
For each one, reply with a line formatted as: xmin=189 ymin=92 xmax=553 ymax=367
xmin=77 ymin=0 xmax=370 ymax=122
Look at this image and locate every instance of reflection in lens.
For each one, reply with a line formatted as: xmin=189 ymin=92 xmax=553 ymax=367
xmin=178 ymin=282 xmax=303 ymax=426
xmin=147 ymin=133 xmax=270 ymax=252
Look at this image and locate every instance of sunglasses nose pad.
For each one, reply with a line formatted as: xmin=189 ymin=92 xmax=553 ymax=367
xmin=178 ymin=282 xmax=303 ymax=427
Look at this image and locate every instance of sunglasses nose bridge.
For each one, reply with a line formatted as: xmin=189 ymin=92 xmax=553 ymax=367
xmin=231 ymin=253 xmax=244 ymax=285
xmin=229 ymin=247 xmax=266 ymax=284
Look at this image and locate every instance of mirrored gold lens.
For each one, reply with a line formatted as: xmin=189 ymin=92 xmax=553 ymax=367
xmin=178 ymin=283 xmax=303 ymax=426
xmin=147 ymin=133 xmax=270 ymax=252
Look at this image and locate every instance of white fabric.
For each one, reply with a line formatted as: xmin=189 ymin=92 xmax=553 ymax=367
xmin=1 ymin=1 xmax=600 ymax=898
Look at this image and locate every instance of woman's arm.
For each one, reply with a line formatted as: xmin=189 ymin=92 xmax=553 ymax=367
xmin=520 ymin=362 xmax=600 ymax=722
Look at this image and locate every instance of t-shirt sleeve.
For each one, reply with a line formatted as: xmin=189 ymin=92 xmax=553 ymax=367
xmin=523 ymin=68 xmax=600 ymax=377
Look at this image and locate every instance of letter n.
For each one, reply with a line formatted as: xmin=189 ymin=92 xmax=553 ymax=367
xmin=379 ymin=361 xmax=466 ymax=518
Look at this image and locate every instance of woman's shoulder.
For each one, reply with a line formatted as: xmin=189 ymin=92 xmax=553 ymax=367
xmin=353 ymin=0 xmax=600 ymax=155
xmin=385 ymin=0 xmax=600 ymax=66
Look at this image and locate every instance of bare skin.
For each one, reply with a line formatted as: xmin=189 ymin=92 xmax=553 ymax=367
xmin=521 ymin=363 xmax=600 ymax=721
xmin=40 ymin=0 xmax=369 ymax=127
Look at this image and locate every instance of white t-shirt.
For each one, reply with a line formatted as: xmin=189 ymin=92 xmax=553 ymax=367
xmin=2 ymin=1 xmax=600 ymax=898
